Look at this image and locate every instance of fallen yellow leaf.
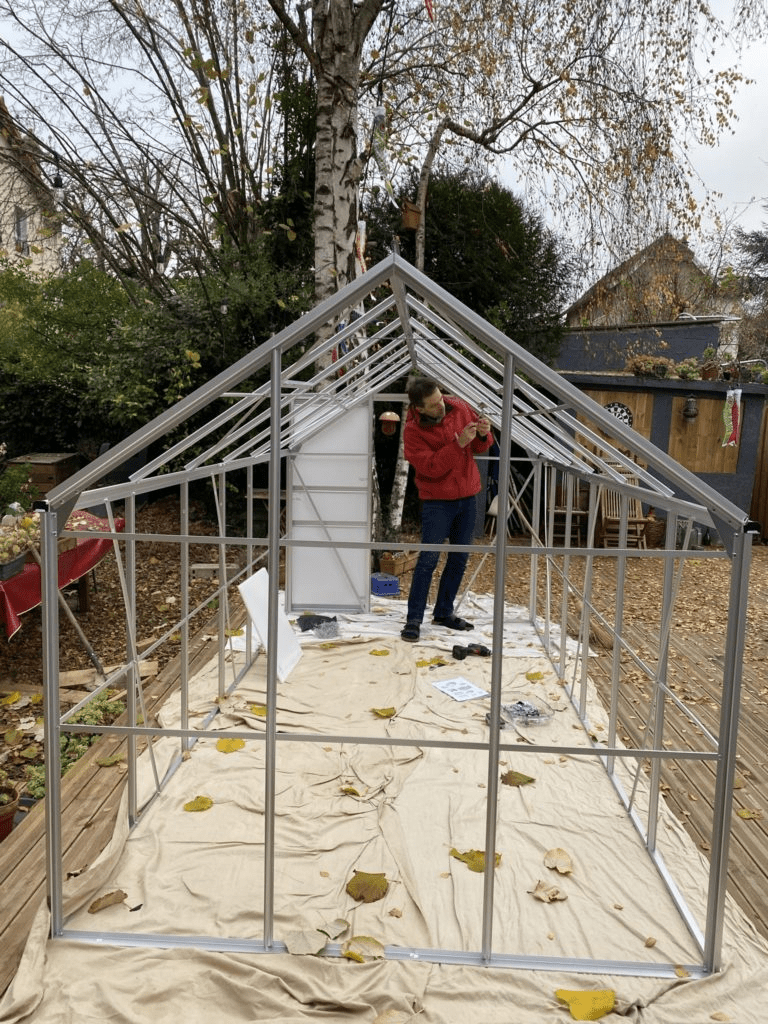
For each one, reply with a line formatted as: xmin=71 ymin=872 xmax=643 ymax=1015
xmin=555 ymin=988 xmax=615 ymax=1020
xmin=216 ymin=737 xmax=245 ymax=753
xmin=501 ymin=769 xmax=536 ymax=787
xmin=183 ymin=795 xmax=214 ymax=812
xmin=451 ymin=848 xmax=501 ymax=873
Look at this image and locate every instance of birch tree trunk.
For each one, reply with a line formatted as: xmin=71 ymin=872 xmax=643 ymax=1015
xmin=267 ymin=0 xmax=384 ymax=366
xmin=312 ymin=1 xmax=365 ymax=309
xmin=386 ymin=121 xmax=448 ymax=535
xmin=386 ymin=412 xmax=409 ymax=536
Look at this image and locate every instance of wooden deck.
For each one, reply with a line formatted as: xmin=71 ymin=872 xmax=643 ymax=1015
xmin=1 ymin=557 xmax=767 ymax=998
xmin=588 ymin=620 xmax=768 ymax=941
xmin=577 ymin=546 xmax=768 ymax=943
xmin=0 ymin=618 xmax=224 ymax=998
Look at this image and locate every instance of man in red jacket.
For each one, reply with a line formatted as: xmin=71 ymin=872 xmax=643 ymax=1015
xmin=400 ymin=377 xmax=493 ymax=643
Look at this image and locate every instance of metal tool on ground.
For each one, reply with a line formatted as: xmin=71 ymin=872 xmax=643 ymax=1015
xmin=452 ymin=642 xmax=491 ymax=660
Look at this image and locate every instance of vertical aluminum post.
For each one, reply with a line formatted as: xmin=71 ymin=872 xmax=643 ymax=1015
xmin=263 ymin=349 xmax=282 ymax=948
xmin=481 ymin=352 xmax=515 ymax=959
xmin=704 ymin=526 xmax=753 ymax=971
xmin=646 ymin=520 xmax=677 ymax=850
xmin=218 ymin=470 xmax=227 ymax=698
xmin=606 ymin=505 xmax=628 ymax=773
xmin=40 ymin=508 xmax=64 ymax=935
xmin=180 ymin=481 xmax=191 ymax=750
xmin=124 ymin=495 xmax=138 ymax=825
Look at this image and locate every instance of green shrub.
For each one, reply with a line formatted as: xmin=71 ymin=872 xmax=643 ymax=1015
xmin=24 ymin=689 xmax=125 ymax=800
xmin=0 ymin=461 xmax=39 ymax=512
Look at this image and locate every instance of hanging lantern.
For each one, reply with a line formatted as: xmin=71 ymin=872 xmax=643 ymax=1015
xmin=682 ymin=395 xmax=699 ymax=420
xmin=379 ymin=410 xmax=400 ymax=435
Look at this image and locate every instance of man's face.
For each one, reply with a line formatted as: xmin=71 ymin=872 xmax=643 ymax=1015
xmin=418 ymin=388 xmax=446 ymax=421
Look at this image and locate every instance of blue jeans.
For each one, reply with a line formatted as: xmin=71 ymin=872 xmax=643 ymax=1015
xmin=406 ymin=495 xmax=477 ymax=624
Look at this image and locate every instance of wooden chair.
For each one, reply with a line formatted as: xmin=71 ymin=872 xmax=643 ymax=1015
xmin=551 ymin=477 xmax=589 ymax=547
xmin=597 ymin=462 xmax=649 ymax=548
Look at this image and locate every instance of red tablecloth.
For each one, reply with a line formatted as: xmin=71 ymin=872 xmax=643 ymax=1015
xmin=0 ymin=512 xmax=125 ymax=639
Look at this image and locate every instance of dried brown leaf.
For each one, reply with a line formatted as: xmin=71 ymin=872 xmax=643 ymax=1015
xmin=544 ymin=847 xmax=573 ymax=874
xmin=346 ymin=870 xmax=389 ymax=903
xmin=284 ymin=928 xmax=328 ymax=955
xmin=317 ymin=917 xmax=349 ymax=939
xmin=341 ymin=935 xmax=385 ymax=962
xmin=88 ymin=889 xmax=127 ymax=914
xmin=530 ymin=879 xmax=568 ymax=903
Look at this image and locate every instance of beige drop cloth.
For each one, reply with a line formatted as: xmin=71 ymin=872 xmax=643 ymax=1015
xmin=2 ymin=596 xmax=767 ymax=1023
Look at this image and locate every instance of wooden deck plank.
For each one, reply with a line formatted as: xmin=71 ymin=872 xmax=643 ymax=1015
xmin=0 ymin=615 xmax=232 ymax=998
xmin=588 ymin=622 xmax=768 ymax=941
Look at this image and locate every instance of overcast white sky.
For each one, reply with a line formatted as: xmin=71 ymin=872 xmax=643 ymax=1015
xmin=688 ymin=39 xmax=768 ymax=236
xmin=499 ymin=24 xmax=768 ymax=272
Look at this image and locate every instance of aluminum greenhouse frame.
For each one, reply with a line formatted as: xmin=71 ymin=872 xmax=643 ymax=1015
xmin=37 ymin=253 xmax=756 ymax=979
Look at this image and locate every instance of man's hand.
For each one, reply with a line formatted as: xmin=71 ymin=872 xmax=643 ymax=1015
xmin=456 ymin=422 xmax=478 ymax=447
xmin=476 ymin=416 xmax=491 ymax=437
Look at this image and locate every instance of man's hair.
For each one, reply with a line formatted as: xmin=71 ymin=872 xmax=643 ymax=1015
xmin=407 ymin=376 xmax=441 ymax=408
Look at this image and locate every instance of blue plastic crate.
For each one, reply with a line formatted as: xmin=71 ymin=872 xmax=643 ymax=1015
xmin=371 ymin=572 xmax=399 ymax=596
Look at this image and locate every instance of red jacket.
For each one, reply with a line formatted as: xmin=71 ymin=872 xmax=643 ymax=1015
xmin=404 ymin=396 xmax=493 ymax=501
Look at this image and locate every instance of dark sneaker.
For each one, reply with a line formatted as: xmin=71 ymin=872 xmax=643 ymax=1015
xmin=432 ymin=615 xmax=473 ymax=631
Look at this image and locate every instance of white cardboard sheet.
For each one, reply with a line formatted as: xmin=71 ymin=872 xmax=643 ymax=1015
xmin=238 ymin=567 xmax=302 ymax=681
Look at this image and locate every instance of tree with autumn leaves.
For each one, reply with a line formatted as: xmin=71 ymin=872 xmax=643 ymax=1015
xmin=0 ymin=0 xmax=763 ymax=311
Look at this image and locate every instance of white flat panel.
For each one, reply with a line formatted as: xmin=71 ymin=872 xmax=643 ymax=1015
xmin=238 ymin=568 xmax=302 ymax=682
xmin=298 ymin=405 xmax=369 ymax=453
xmin=291 ymin=491 xmax=369 ymax=522
xmin=291 ymin=455 xmax=369 ymax=489
xmin=287 ymin=403 xmax=371 ymax=614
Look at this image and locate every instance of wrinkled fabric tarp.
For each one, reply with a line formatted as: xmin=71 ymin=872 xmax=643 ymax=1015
xmin=3 ymin=594 xmax=766 ymax=1023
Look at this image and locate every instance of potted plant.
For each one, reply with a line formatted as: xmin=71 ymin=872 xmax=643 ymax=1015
xmin=625 ymin=355 xmax=675 ymax=378
xmin=675 ymin=358 xmax=700 ymax=380
xmin=0 ymin=774 xmax=20 ymax=842
xmin=700 ymin=347 xmax=720 ymax=380
xmin=0 ymin=510 xmax=40 ymax=579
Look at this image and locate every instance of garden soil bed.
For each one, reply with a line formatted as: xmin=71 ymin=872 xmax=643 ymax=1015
xmin=0 ymin=496 xmax=224 ymax=796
